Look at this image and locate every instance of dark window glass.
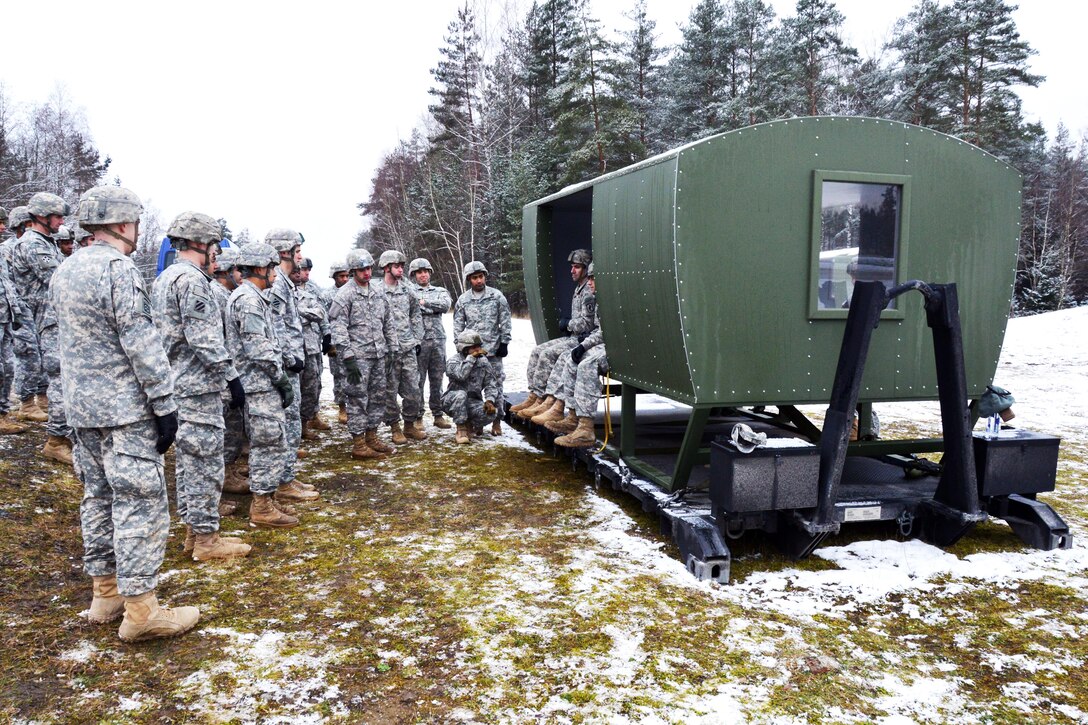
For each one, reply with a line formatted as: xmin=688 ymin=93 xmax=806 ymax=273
xmin=817 ymin=181 xmax=901 ymax=310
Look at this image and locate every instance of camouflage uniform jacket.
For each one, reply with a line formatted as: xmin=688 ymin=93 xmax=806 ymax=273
xmin=0 ymin=252 xmax=26 ymax=325
xmin=328 ymin=278 xmax=396 ymax=360
xmin=11 ymin=229 xmax=63 ymax=329
xmin=411 ymin=282 xmax=452 ymax=342
xmin=49 ymin=241 xmax=177 ymax=428
xmin=297 ymin=282 xmax=329 ymax=356
xmin=375 ymin=280 xmax=423 ymax=353
xmin=269 ymin=271 xmax=304 ymax=369
xmin=445 ymin=354 xmax=499 ymax=403
xmin=152 ymin=259 xmax=239 ymax=397
xmin=580 ymin=304 xmax=604 ymax=350
xmin=315 ymin=284 xmax=336 ymax=312
xmin=453 ymin=286 xmax=512 ymax=354
xmin=226 ymin=281 xmax=282 ymax=393
xmin=568 ymin=279 xmax=596 ymax=337
xmin=0 ymin=238 xmax=18 ymax=272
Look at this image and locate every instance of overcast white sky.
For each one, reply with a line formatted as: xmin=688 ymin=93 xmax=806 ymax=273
xmin=2 ymin=0 xmax=1083 ymax=279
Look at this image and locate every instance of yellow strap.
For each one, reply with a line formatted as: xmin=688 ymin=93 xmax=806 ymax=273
xmin=595 ymin=371 xmax=612 ymax=453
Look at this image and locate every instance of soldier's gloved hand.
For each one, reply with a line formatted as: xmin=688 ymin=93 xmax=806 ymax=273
xmin=471 ymin=348 xmax=488 ymax=358
xmin=558 ymin=317 xmax=570 ymax=334
xmin=274 ymin=374 xmax=294 ymax=409
xmin=227 ymin=377 xmax=246 ymax=410
xmin=345 ymin=358 xmax=363 ymax=385
xmin=571 ymin=344 xmax=586 ymax=364
xmin=322 ymin=333 xmax=332 ymax=354
xmin=495 ymin=342 xmax=509 ymax=358
xmin=287 ymin=358 xmax=305 ymax=374
xmin=578 ymin=332 xmax=589 ymax=343
xmin=484 ymin=401 xmax=497 ymax=416
xmin=154 ymin=412 xmax=179 ymax=454
xmin=415 ymin=344 xmax=422 ymax=356
xmin=11 ymin=318 xmax=21 ymax=331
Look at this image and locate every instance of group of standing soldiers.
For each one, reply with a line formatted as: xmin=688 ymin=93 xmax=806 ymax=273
xmin=0 ymin=183 xmax=520 ymax=644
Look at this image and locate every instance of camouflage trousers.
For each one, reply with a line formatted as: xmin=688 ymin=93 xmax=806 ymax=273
xmin=417 ymin=339 xmax=446 ymax=415
xmin=175 ymin=393 xmax=225 ymax=535
xmin=441 ymin=391 xmax=496 ymax=428
xmin=39 ymin=325 xmax=71 ymax=439
xmin=545 ymin=347 xmax=578 ymax=401
xmin=12 ymin=321 xmax=45 ymax=400
xmin=486 ymin=354 xmax=506 ymax=416
xmin=75 ymin=418 xmax=168 ymax=597
xmin=222 ymin=396 xmax=247 ymax=466
xmin=300 ymin=352 xmax=324 ymax=422
xmin=244 ymin=390 xmax=287 ymax=495
xmin=384 ymin=349 xmax=422 ymax=424
xmin=280 ymin=373 xmax=301 ymax=485
xmin=526 ymin=337 xmax=578 ymax=396
xmin=328 ymin=352 xmax=346 ymax=405
xmin=345 ymin=356 xmax=387 ymax=435
xmin=572 ymin=347 xmax=609 ymax=418
xmin=0 ymin=324 xmax=12 ymax=413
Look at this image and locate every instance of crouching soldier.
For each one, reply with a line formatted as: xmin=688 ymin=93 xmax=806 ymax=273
xmin=226 ymin=243 xmax=303 ymax=528
xmin=53 ymin=185 xmax=199 ymax=642
xmin=152 ymin=213 xmax=250 ymax=561
xmin=443 ymin=330 xmax=498 ymax=444
xmin=452 ymin=261 xmax=511 ymax=436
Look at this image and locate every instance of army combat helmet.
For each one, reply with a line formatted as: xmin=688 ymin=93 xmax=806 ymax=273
xmin=329 ymin=258 xmax=350 ymax=277
xmin=378 ymin=250 xmax=407 ymax=269
xmin=346 ymin=248 xmax=375 ymax=271
xmin=167 ymin=211 xmax=222 ymax=266
xmin=53 ymin=225 xmax=73 ymax=242
xmin=27 ymin=192 xmax=71 ymax=220
xmin=567 ymin=249 xmax=592 ymax=267
xmin=73 ymin=226 xmax=94 ymax=247
xmin=462 ymin=260 xmax=487 ymax=281
xmin=408 ymin=257 xmax=432 ymax=279
xmin=455 ymin=329 xmax=483 ymax=355
xmin=217 ymin=245 xmax=241 ymax=272
xmin=77 ymin=186 xmax=143 ymax=252
xmin=7 ymin=206 xmax=31 ymax=232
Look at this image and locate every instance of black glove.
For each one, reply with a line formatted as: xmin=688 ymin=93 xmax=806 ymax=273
xmin=322 ymin=333 xmax=332 ymax=354
xmin=558 ymin=317 xmax=570 ymax=334
xmin=495 ymin=342 xmax=509 ymax=358
xmin=415 ymin=344 xmax=422 ymax=356
xmin=578 ymin=332 xmax=590 ymax=343
xmin=154 ymin=412 xmax=178 ymax=454
xmin=345 ymin=358 xmax=362 ymax=385
xmin=287 ymin=357 xmax=305 ymax=374
xmin=273 ymin=374 xmax=294 ymax=409
xmin=227 ymin=377 xmax=246 ymax=410
xmin=11 ymin=319 xmax=21 ymax=331
xmin=571 ymin=344 xmax=586 ymax=364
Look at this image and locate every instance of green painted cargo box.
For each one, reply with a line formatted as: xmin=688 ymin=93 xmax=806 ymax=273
xmin=522 ymin=116 xmax=1021 ymax=408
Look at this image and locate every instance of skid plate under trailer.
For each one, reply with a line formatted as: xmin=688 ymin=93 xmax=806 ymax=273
xmin=506 ymin=282 xmax=1073 ymax=583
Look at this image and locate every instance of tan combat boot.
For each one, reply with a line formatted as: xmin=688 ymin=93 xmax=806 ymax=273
xmin=509 ymin=393 xmax=539 ymax=414
xmin=193 ymin=532 xmax=252 ymax=561
xmin=365 ymin=429 xmax=395 ymax=455
xmin=555 ymin=417 xmax=597 ymax=448
xmin=351 ymin=433 xmax=386 ymax=460
xmin=296 ymin=449 xmax=308 ymax=460
xmin=0 ymin=414 xmax=28 ymax=435
xmin=518 ymin=395 xmax=553 ymax=420
xmin=249 ymin=493 xmax=298 ymax=528
xmin=87 ymin=575 xmax=125 ymax=624
xmin=36 ymin=393 xmax=49 ymax=413
xmin=491 ymin=419 xmax=502 ymax=436
xmin=338 ymin=403 xmax=348 ymax=424
xmin=432 ymin=414 xmax=452 ymax=430
xmin=16 ymin=397 xmax=48 ymax=422
xmin=309 ymin=414 xmax=331 ymax=431
xmin=276 ymin=480 xmax=320 ymax=503
xmin=223 ymin=463 xmax=250 ymax=494
xmin=117 ymin=591 xmax=200 ymax=643
xmin=218 ymin=499 xmax=238 ymax=517
xmin=531 ymin=398 xmax=565 ymax=425
xmin=43 ymin=435 xmax=74 ymax=465
xmin=455 ymin=424 xmax=470 ymax=444
xmin=404 ymin=419 xmax=427 ymax=441
xmin=301 ymin=420 xmax=319 ymax=441
xmin=389 ymin=421 xmax=408 ymax=445
xmin=183 ymin=524 xmax=195 ymax=553
xmin=545 ymin=410 xmax=579 ymax=435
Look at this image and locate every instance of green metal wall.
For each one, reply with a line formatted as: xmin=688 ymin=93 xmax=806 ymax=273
xmin=523 ymin=117 xmax=1022 ymax=408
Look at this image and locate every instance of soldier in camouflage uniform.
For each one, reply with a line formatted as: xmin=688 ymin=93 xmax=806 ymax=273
xmin=408 ymin=257 xmax=452 ymax=430
xmin=52 ymin=185 xmax=199 ymax=642
xmin=55 ymin=225 xmax=74 ymax=257
xmin=152 ymin=213 xmax=251 ymax=562
xmin=452 ymin=260 xmax=511 ymax=436
xmin=210 ymin=246 xmax=250 ymax=495
xmin=295 ymin=258 xmax=332 ymax=437
xmin=542 ymin=262 xmax=602 ymax=435
xmin=73 ymin=226 xmax=94 ymax=248
xmin=554 ymin=264 xmax=607 ymax=448
xmin=3 ymin=206 xmax=48 ymax=425
xmin=265 ymin=228 xmax=318 ymax=502
xmin=326 ymin=260 xmax=351 ymax=424
xmin=515 ymin=249 xmax=595 ymax=426
xmin=376 ymin=250 xmax=425 ymax=443
xmin=12 ymin=192 xmax=75 ymax=463
xmin=0 ymin=208 xmax=29 ymax=435
xmin=328 ymin=248 xmax=398 ymax=460
xmin=443 ymin=330 xmax=499 ymax=444
xmin=226 ymin=243 xmax=302 ymax=528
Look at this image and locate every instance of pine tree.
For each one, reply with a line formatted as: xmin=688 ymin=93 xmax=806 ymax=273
xmin=428 ymin=2 xmax=483 ymax=149
xmin=724 ymin=0 xmax=777 ymax=126
xmin=663 ymin=0 xmax=730 ymax=145
xmin=772 ymin=0 xmax=858 ymax=117
xmin=612 ymin=0 xmax=664 ymax=154
xmin=887 ymin=0 xmax=957 ymax=129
